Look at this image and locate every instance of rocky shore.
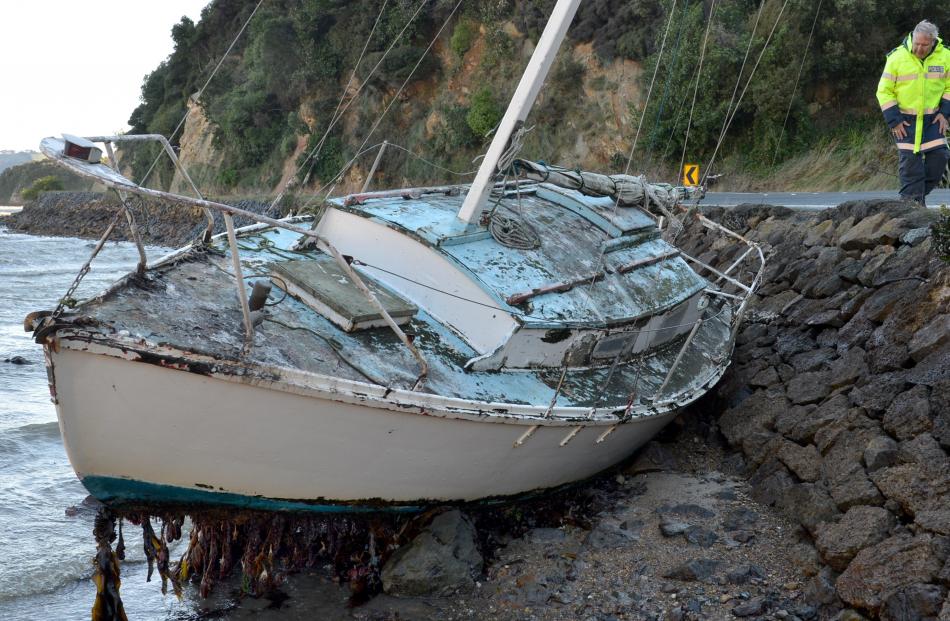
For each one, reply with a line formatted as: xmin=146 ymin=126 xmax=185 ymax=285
xmin=7 ymin=195 xmax=949 ymax=619
xmin=0 ymin=190 xmax=285 ymax=247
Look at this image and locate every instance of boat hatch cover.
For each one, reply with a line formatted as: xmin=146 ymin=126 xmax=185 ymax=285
xmin=271 ymin=256 xmax=417 ymax=332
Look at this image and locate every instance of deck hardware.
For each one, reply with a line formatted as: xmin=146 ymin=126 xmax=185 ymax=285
xmin=514 ymin=424 xmax=540 ymax=447
xmin=595 ymin=425 xmax=617 ymax=444
xmin=559 ymin=426 xmax=583 ymax=447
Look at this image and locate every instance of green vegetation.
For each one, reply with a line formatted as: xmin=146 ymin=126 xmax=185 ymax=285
xmin=0 ymin=160 xmax=90 ymax=204
xmin=20 ymin=176 xmax=64 ymax=201
xmin=450 ymin=19 xmax=475 ymax=57
xmin=466 ymin=88 xmax=502 ymax=139
xmin=934 ymin=206 xmax=950 ymax=263
xmin=123 ymin=0 xmax=950 ymax=195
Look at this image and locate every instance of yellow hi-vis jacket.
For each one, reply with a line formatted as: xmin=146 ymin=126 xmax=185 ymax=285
xmin=877 ymin=33 xmax=950 ymax=153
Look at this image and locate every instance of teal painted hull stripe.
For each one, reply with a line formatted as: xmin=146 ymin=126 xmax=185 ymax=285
xmin=81 ymin=476 xmax=422 ymax=514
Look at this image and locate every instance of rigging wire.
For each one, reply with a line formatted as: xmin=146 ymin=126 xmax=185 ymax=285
xmin=714 ymin=0 xmax=765 ymax=150
xmin=679 ymin=0 xmax=719 ymax=178
xmin=300 ymin=0 xmax=465 ymax=212
xmin=647 ymin=0 xmax=692 ymax=158
xmin=625 ymin=0 xmax=679 ymax=174
xmin=701 ymin=0 xmax=790 ymax=186
xmin=771 ymin=0 xmax=823 ymax=167
xmin=267 ymin=0 xmax=396 ymax=211
xmin=138 ymin=0 xmax=266 ymax=188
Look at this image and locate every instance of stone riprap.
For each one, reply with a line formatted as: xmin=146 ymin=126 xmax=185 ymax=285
xmin=679 ymin=200 xmax=950 ymax=620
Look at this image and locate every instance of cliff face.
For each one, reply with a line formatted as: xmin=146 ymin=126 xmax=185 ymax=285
xmin=679 ymin=202 xmax=950 ymax=619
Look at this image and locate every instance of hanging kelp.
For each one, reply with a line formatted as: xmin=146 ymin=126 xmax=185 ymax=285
xmin=91 ymin=511 xmax=128 ymax=621
xmin=83 ymin=474 xmax=629 ymax=619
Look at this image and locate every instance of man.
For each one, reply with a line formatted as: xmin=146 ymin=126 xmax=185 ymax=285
xmin=877 ymin=20 xmax=950 ymax=206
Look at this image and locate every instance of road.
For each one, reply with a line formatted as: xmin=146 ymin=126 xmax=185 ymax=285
xmin=0 ymin=206 xmax=22 ymax=216
xmin=701 ymin=190 xmax=950 ymax=211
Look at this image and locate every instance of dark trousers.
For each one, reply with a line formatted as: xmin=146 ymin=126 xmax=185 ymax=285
xmin=899 ymin=146 xmax=950 ymax=205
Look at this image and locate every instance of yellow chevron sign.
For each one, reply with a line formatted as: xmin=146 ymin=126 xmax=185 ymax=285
xmin=682 ymin=164 xmax=699 ymax=187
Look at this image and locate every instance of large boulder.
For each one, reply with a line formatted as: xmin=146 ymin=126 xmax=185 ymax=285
xmin=380 ymin=510 xmax=483 ymax=597
xmin=814 ymin=506 xmax=894 ymax=572
xmin=836 ymin=534 xmax=948 ymax=614
xmin=839 ymin=213 xmax=907 ymax=251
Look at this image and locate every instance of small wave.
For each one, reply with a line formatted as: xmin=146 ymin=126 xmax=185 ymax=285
xmin=5 ymin=421 xmax=60 ymax=439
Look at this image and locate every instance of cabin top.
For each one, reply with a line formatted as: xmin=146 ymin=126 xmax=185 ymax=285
xmin=333 ymin=185 xmax=708 ymax=328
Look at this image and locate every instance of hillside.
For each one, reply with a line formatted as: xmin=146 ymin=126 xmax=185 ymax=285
xmin=0 ymin=160 xmax=93 ymax=205
xmin=121 ymin=1 xmax=950 ymax=197
xmin=0 ymin=151 xmax=40 ymax=176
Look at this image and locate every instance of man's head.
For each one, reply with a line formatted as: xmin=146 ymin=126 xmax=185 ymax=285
xmin=912 ymin=20 xmax=939 ymax=59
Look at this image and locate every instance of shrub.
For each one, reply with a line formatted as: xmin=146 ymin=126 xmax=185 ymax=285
xmin=466 ymin=88 xmax=502 ymax=139
xmin=450 ymin=19 xmax=475 ymax=57
xmin=20 ymin=176 xmax=64 ymax=200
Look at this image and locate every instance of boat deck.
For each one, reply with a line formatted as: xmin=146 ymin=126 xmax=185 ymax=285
xmin=69 ymin=219 xmax=733 ymax=411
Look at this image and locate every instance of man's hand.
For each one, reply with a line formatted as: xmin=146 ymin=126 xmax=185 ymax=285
xmin=933 ymin=113 xmax=949 ymax=134
xmin=892 ymin=120 xmax=910 ymax=139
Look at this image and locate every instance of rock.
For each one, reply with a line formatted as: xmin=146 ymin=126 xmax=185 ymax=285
xmin=380 ymin=510 xmax=482 ymax=597
xmin=829 ymin=347 xmax=869 ymax=389
xmin=814 ymin=506 xmax=895 ymax=572
xmin=805 ymin=219 xmax=836 ymax=246
xmin=859 ymin=280 xmax=919 ymax=324
xmin=907 ymin=315 xmax=950 ymax=362
xmin=839 ymin=213 xmax=906 ymax=250
xmin=828 ymin=471 xmax=885 ymax=511
xmin=750 ymin=365 xmax=781 ymax=387
xmin=850 ymin=372 xmax=908 ymax=415
xmin=898 ymin=434 xmax=948 ymax=470
xmin=749 ymin=459 xmax=795 ymax=506
xmin=779 ymin=483 xmax=841 ymax=534
xmin=836 ymin=534 xmax=948 ymax=613
xmin=726 ymin=564 xmax=767 ymax=585
xmin=790 ymin=541 xmax=820 ymax=577
xmin=805 ymin=566 xmax=840 ymax=606
xmin=871 ymin=464 xmax=950 ymax=521
xmin=4 ymin=355 xmax=32 ymax=365
xmin=657 ymin=504 xmax=716 ymax=520
xmin=722 ymin=508 xmax=759 ymax=531
xmin=900 ymin=227 xmax=931 ymax=246
xmin=906 ymin=342 xmax=950 ymax=387
xmin=790 ymin=348 xmax=837 ymax=373
xmin=775 ymin=330 xmax=818 ymax=360
xmin=663 ymin=559 xmax=723 ymax=583
xmin=777 ymin=398 xmax=846 ymax=444
xmin=719 ymin=389 xmax=783 ymax=448
xmin=932 ymin=379 xmax=950 ymax=450
xmin=733 ymin=596 xmax=768 ymax=617
xmin=684 ymin=526 xmax=718 ymax=548
xmin=585 ymin=521 xmax=639 ymax=549
xmin=659 ymin=519 xmax=691 ymax=537
xmin=627 ymin=441 xmax=679 ymax=474
xmin=838 ymin=316 xmax=876 ymax=351
xmin=777 ymin=440 xmax=821 ymax=482
xmin=880 ymin=583 xmax=947 ymax=621
xmin=864 ymin=436 xmax=899 ymax=472
xmin=787 ymin=371 xmax=832 ymax=405
xmin=883 ymin=385 xmax=932 ymax=440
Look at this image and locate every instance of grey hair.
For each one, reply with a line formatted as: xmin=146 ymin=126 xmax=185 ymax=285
xmin=914 ymin=20 xmax=939 ymax=39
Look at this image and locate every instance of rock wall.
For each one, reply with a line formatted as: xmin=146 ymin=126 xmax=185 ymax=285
xmin=681 ymin=201 xmax=950 ymax=619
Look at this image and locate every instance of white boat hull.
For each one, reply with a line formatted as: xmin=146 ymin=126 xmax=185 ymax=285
xmin=50 ymin=345 xmax=678 ymax=511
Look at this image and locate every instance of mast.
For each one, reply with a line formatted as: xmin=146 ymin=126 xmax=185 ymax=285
xmin=456 ymin=0 xmax=582 ymax=224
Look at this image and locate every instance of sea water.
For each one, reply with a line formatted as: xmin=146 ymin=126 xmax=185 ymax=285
xmin=0 ymin=228 xmax=250 ymax=620
xmin=0 ymin=227 xmax=367 ymax=620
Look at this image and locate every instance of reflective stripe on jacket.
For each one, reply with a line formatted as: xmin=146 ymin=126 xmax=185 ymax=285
xmin=876 ymin=33 xmax=950 ymax=153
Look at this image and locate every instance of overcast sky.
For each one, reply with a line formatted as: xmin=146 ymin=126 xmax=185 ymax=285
xmin=0 ymin=1 xmax=210 ymax=152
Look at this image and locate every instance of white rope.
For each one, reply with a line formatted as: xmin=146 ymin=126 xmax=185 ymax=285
xmin=772 ymin=0 xmax=823 ymax=167
xmin=139 ymin=0 xmax=266 ymax=187
xmin=679 ymin=0 xmax=718 ymax=178
xmin=301 ymin=0 xmax=465 ymax=211
xmin=385 ymin=142 xmax=480 ymax=177
xmin=701 ymin=0 xmax=789 ymax=186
